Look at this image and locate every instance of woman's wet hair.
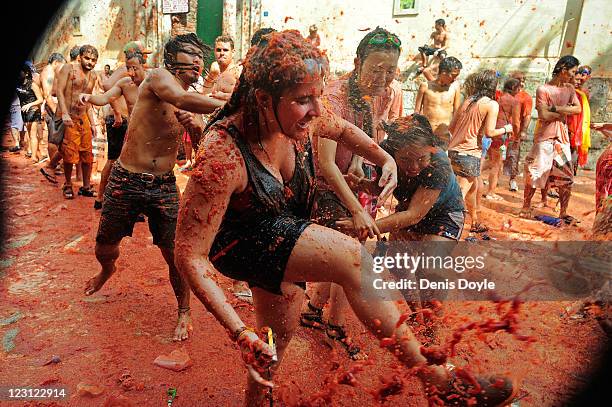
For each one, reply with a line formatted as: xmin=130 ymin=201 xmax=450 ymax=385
xmin=503 ymin=78 xmax=520 ymax=93
xmin=465 ymin=69 xmax=498 ymax=105
xmin=164 ymin=33 xmax=212 ymax=72
xmin=204 ymin=30 xmax=328 ymax=134
xmin=355 ymin=26 xmax=401 ymax=62
xmin=19 ymin=63 xmax=34 ymax=87
xmin=552 ymin=55 xmax=579 ymax=77
xmin=79 ymin=45 xmax=99 ymax=58
xmin=380 ymin=114 xmax=441 ymax=157
xmin=250 ymin=27 xmax=276 ymax=46
xmin=349 ymin=27 xmax=402 ymax=140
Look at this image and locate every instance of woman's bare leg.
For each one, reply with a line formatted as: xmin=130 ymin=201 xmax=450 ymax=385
xmin=284 ymin=225 xmax=448 ymax=384
xmin=245 ymin=284 xmax=305 ymax=406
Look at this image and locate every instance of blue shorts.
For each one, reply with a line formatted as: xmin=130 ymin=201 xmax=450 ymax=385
xmin=448 ymin=150 xmax=481 ymax=178
xmin=481 ymin=136 xmax=492 ymax=158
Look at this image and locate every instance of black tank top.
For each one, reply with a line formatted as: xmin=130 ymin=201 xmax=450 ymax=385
xmin=16 ymin=82 xmax=38 ymax=110
xmin=220 ymin=124 xmax=315 ymax=226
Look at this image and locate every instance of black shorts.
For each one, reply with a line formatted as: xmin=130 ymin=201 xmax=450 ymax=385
xmin=210 ymin=216 xmax=311 ymax=295
xmin=311 ymin=189 xmax=351 ymax=229
xmin=105 ymin=116 xmax=128 ymax=160
xmin=405 ymin=210 xmax=465 ymax=241
xmin=96 ymin=162 xmax=179 ymax=248
xmin=448 ymin=150 xmax=481 ymax=178
xmin=418 ymin=45 xmax=446 ymax=58
xmin=22 ymin=108 xmax=41 ymax=123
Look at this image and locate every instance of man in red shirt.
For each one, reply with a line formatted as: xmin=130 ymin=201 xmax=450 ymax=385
xmin=521 ymin=56 xmax=582 ymax=222
xmin=484 ymin=78 xmax=521 ymax=199
xmin=508 ymin=71 xmax=533 ymax=191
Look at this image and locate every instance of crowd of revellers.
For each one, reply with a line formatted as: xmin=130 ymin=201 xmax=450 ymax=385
xmin=3 ymin=16 xmax=611 ymax=406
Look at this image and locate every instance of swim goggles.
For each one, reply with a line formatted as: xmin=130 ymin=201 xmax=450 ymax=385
xmin=368 ymin=33 xmax=401 ymax=49
xmin=577 ymin=67 xmax=591 ymax=75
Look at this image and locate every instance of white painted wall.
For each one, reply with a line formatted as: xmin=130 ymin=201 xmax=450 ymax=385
xmin=258 ymin=0 xmax=611 ymax=77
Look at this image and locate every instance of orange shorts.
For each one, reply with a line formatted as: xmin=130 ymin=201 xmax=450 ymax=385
xmin=61 ymin=113 xmax=93 ymax=165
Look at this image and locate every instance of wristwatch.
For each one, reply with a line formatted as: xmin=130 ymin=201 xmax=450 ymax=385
xmin=550 ymin=105 xmax=557 ymax=113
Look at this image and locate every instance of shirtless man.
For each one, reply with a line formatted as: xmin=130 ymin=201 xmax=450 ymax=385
xmin=84 ymin=33 xmax=225 ymax=341
xmin=40 ymin=53 xmax=66 ymax=167
xmin=41 ymin=47 xmax=81 ymax=183
xmin=55 ymin=45 xmax=100 ymax=199
xmin=418 ymin=19 xmax=449 ymax=71
xmin=414 ymin=56 xmax=462 ymax=148
xmin=78 ymin=51 xmax=147 ymax=209
xmin=202 ymin=35 xmax=242 ymax=101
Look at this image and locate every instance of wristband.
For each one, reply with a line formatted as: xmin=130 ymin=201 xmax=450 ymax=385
xmin=233 ymin=326 xmax=256 ymax=342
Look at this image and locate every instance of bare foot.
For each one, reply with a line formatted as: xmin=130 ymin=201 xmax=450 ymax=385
xmin=534 ymin=201 xmax=552 ymax=209
xmin=518 ymin=207 xmax=532 ymax=219
xmin=173 ymin=310 xmax=193 ymax=341
xmin=84 ymin=265 xmax=115 ymax=296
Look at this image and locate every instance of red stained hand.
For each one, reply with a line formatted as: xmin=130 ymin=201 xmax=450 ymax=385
xmin=238 ymin=331 xmax=276 ymax=388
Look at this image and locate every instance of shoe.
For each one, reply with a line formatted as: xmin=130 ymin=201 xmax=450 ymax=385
xmin=78 ymin=186 xmax=97 ymax=197
xmin=470 ymin=223 xmax=489 ymax=233
xmin=547 ymin=190 xmax=559 ymax=199
xmin=62 ymin=184 xmax=74 ymax=200
xmin=9 ymin=146 xmax=21 ymax=153
xmin=93 ymin=200 xmax=103 ymax=210
xmin=509 ymin=180 xmax=518 ymax=192
xmin=25 ymin=152 xmax=32 ymax=158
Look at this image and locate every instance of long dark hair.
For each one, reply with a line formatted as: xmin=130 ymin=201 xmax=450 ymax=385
xmin=19 ymin=63 xmax=33 ymax=89
xmin=204 ymin=30 xmax=328 ymax=138
xmin=552 ymin=55 xmax=579 ymax=77
xmin=348 ymin=27 xmax=402 ymax=139
xmin=164 ymin=33 xmax=212 ymax=74
xmin=467 ymin=69 xmax=498 ymax=106
xmin=380 ymin=114 xmax=441 ymax=157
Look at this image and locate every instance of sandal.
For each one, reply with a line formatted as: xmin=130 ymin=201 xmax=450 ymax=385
xmin=300 ymin=301 xmax=325 ymax=330
xmin=40 ymin=168 xmax=58 ymax=184
xmin=326 ymin=323 xmax=363 ymax=360
xmin=469 ymin=223 xmax=489 ymax=233
xmin=483 ymin=194 xmax=503 ymax=201
xmin=78 ymin=186 xmax=97 ymax=198
xmin=62 ymin=184 xmax=74 ymax=200
xmin=562 ymin=215 xmax=580 ymax=225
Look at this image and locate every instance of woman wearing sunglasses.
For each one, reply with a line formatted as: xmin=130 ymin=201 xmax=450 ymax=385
xmin=301 ymin=27 xmax=404 ymax=359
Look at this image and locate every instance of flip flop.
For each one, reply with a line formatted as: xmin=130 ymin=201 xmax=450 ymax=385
xmin=484 ymin=194 xmax=504 ymax=201
xmin=562 ymin=215 xmax=580 ymax=225
xmin=40 ymin=168 xmax=58 ymax=184
xmin=470 ymin=223 xmax=489 ymax=233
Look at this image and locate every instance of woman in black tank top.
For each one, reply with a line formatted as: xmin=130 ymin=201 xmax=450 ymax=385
xmin=16 ymin=64 xmax=45 ymax=162
xmin=174 ymin=31 xmax=515 ymax=406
